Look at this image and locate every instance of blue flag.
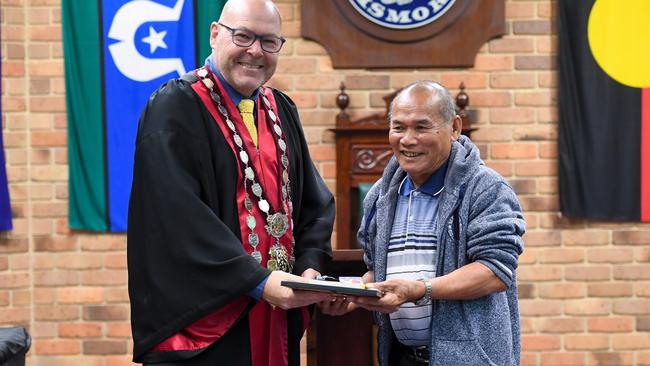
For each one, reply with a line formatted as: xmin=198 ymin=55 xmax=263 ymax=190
xmin=0 ymin=47 xmax=12 ymax=231
xmin=64 ymin=0 xmax=223 ymax=231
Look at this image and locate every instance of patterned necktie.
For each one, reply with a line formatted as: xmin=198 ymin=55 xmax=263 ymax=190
xmin=237 ymin=99 xmax=258 ymax=148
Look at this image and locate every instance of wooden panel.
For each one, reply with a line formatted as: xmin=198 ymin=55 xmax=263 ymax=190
xmin=302 ymin=0 xmax=505 ymax=69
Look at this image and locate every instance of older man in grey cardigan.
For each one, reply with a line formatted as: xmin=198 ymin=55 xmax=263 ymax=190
xmin=321 ymin=81 xmax=525 ymax=366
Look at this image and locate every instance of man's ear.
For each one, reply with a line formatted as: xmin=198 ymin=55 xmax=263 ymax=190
xmin=209 ymin=22 xmax=219 ymax=49
xmin=451 ymin=115 xmax=462 ymax=141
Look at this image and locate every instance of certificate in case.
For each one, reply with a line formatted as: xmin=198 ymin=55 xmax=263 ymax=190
xmin=281 ymin=279 xmax=383 ymax=297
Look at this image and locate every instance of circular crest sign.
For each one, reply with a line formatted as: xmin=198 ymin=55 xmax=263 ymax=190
xmin=349 ymin=0 xmax=456 ymax=29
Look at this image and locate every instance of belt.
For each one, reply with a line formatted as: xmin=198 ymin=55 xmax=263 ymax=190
xmin=398 ymin=342 xmax=430 ymax=364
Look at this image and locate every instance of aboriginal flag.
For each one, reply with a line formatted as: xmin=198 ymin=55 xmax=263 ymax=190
xmin=558 ymin=0 xmax=650 ymax=221
xmin=63 ymin=0 xmax=225 ymax=231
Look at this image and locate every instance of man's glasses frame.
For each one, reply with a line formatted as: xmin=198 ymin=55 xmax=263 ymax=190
xmin=218 ymin=22 xmax=286 ymax=54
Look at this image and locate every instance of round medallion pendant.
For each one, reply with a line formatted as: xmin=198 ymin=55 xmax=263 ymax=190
xmin=268 ymin=244 xmax=291 ymax=272
xmin=266 ymin=213 xmax=289 ymax=239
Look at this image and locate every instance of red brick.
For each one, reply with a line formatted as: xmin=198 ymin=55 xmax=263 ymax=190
xmin=491 ymin=143 xmax=537 ymax=159
xmin=514 ymin=161 xmax=557 ymax=177
xmin=521 ymin=334 xmax=561 ymax=351
xmin=440 ymin=73 xmax=487 ymax=89
xmin=33 ymin=288 xmax=56 ymax=304
xmin=469 ymin=91 xmax=511 ymax=107
xmin=538 ymin=2 xmax=556 ymax=18
xmin=520 ymin=352 xmax=538 ymax=366
xmin=588 ymin=316 xmax=634 ymax=333
xmin=537 ymin=36 xmax=558 ymax=54
xmin=587 ymin=352 xmax=634 ymax=366
xmin=613 ymin=230 xmax=650 ymax=245
xmin=59 ymin=323 xmax=103 ymax=338
xmin=519 ymin=300 xmax=563 ymax=316
xmin=106 ymin=287 xmax=129 ymax=303
xmin=506 ymin=2 xmax=535 ymax=18
xmin=83 ymin=305 xmax=129 ymax=321
xmin=295 ymin=40 xmax=327 ymax=55
xmin=275 ymin=58 xmax=318 ymax=74
xmin=565 ymin=299 xmax=612 ymax=315
xmin=34 ymin=236 xmax=77 ymax=252
xmin=523 ymin=231 xmax=561 ymax=247
xmin=538 ymin=248 xmax=584 ymax=264
xmin=106 ymin=323 xmax=132 ymax=338
xmin=588 ymin=283 xmax=633 ymax=298
xmin=614 ymin=265 xmax=650 ymax=280
xmin=562 ymin=230 xmax=610 ymax=246
xmin=636 ymin=282 xmax=650 ymax=297
xmin=35 ymin=305 xmax=80 ymax=321
xmin=538 ymin=317 xmax=585 ymax=333
xmin=0 ymin=272 xmax=29 ymax=288
xmin=29 ymin=25 xmax=61 ymax=41
xmin=345 ymin=75 xmax=390 ymax=90
xmin=79 ymin=235 xmax=126 ymax=251
xmin=587 ymin=248 xmax=633 ymax=263
xmin=515 ymin=91 xmax=557 ymax=106
xmin=540 ymin=352 xmax=586 ymax=366
xmin=34 ymin=271 xmax=79 ymax=286
xmin=509 ymin=179 xmax=536 ymax=195
xmin=34 ymin=339 xmax=81 ymax=355
xmin=58 ymin=287 xmax=104 ymax=304
xmin=513 ymin=20 xmax=555 ymax=35
xmin=490 ymin=107 xmax=536 ymax=124
xmin=515 ymin=56 xmax=556 ymax=70
xmin=539 ymin=283 xmax=585 ymax=299
xmin=565 ymin=335 xmax=610 ymax=350
xmin=612 ymin=334 xmax=650 ymax=350
xmin=0 ymin=307 xmax=30 ymax=325
xmin=83 ymin=340 xmax=127 ymax=355
xmin=81 ymin=270 xmax=127 ymax=286
xmin=636 ymin=248 xmax=650 ymax=262
xmin=565 ymin=266 xmax=611 ymax=282
xmin=56 ymin=254 xmax=102 ymax=270
xmin=473 ymin=55 xmax=513 ymax=71
xmin=518 ymin=266 xmax=562 ymax=281
xmin=105 ymin=254 xmax=127 ymax=269
xmin=613 ymin=299 xmax=650 ymax=315
xmin=489 ymin=38 xmax=535 ymax=53
xmin=518 ymin=196 xmax=559 ymax=212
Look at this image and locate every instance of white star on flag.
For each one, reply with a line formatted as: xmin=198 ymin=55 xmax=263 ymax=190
xmin=142 ymin=26 xmax=168 ymax=54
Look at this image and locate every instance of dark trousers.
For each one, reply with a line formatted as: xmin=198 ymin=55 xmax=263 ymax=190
xmin=388 ymin=341 xmax=429 ymax=366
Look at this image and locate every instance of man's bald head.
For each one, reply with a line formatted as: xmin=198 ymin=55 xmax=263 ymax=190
xmin=219 ymin=0 xmax=281 ymax=27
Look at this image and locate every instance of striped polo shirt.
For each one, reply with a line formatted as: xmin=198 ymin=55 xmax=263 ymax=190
xmin=387 ymin=160 xmax=448 ymax=346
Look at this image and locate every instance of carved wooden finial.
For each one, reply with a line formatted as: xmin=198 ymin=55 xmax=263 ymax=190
xmin=336 ymin=82 xmax=349 ymax=118
xmin=456 ymin=82 xmax=469 ymax=117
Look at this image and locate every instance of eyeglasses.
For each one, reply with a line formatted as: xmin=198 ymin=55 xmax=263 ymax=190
xmin=218 ymin=23 xmax=286 ymax=53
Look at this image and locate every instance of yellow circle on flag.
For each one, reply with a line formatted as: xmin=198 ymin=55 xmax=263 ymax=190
xmin=588 ymin=0 xmax=650 ymax=88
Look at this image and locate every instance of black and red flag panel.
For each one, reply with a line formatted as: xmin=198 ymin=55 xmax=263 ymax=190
xmin=558 ymin=0 xmax=650 ymax=221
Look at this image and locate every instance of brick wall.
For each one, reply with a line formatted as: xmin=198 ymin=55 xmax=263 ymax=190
xmin=1 ymin=0 xmax=649 ymax=365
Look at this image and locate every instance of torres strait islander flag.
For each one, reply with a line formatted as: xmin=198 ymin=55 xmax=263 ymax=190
xmin=558 ymin=0 xmax=650 ymax=221
xmin=63 ymin=0 xmax=225 ymax=231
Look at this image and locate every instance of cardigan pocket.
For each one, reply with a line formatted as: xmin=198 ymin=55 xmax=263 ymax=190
xmin=432 ymin=338 xmax=498 ymax=366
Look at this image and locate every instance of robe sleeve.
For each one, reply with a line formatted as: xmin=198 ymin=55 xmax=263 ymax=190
xmin=128 ymin=79 xmax=270 ymax=358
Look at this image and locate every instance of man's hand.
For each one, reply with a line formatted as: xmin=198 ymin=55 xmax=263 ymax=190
xmin=262 ymin=270 xmax=330 ymax=310
xmin=318 ymin=296 xmax=359 ymax=316
xmin=351 ymin=279 xmax=424 ymax=313
xmin=300 ymin=268 xmax=321 ymax=279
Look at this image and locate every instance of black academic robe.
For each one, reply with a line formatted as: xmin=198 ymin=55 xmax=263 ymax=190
xmin=127 ymin=75 xmax=335 ymax=364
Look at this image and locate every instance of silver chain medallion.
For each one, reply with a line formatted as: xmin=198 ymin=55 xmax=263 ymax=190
xmin=197 ymin=67 xmax=294 ymax=272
